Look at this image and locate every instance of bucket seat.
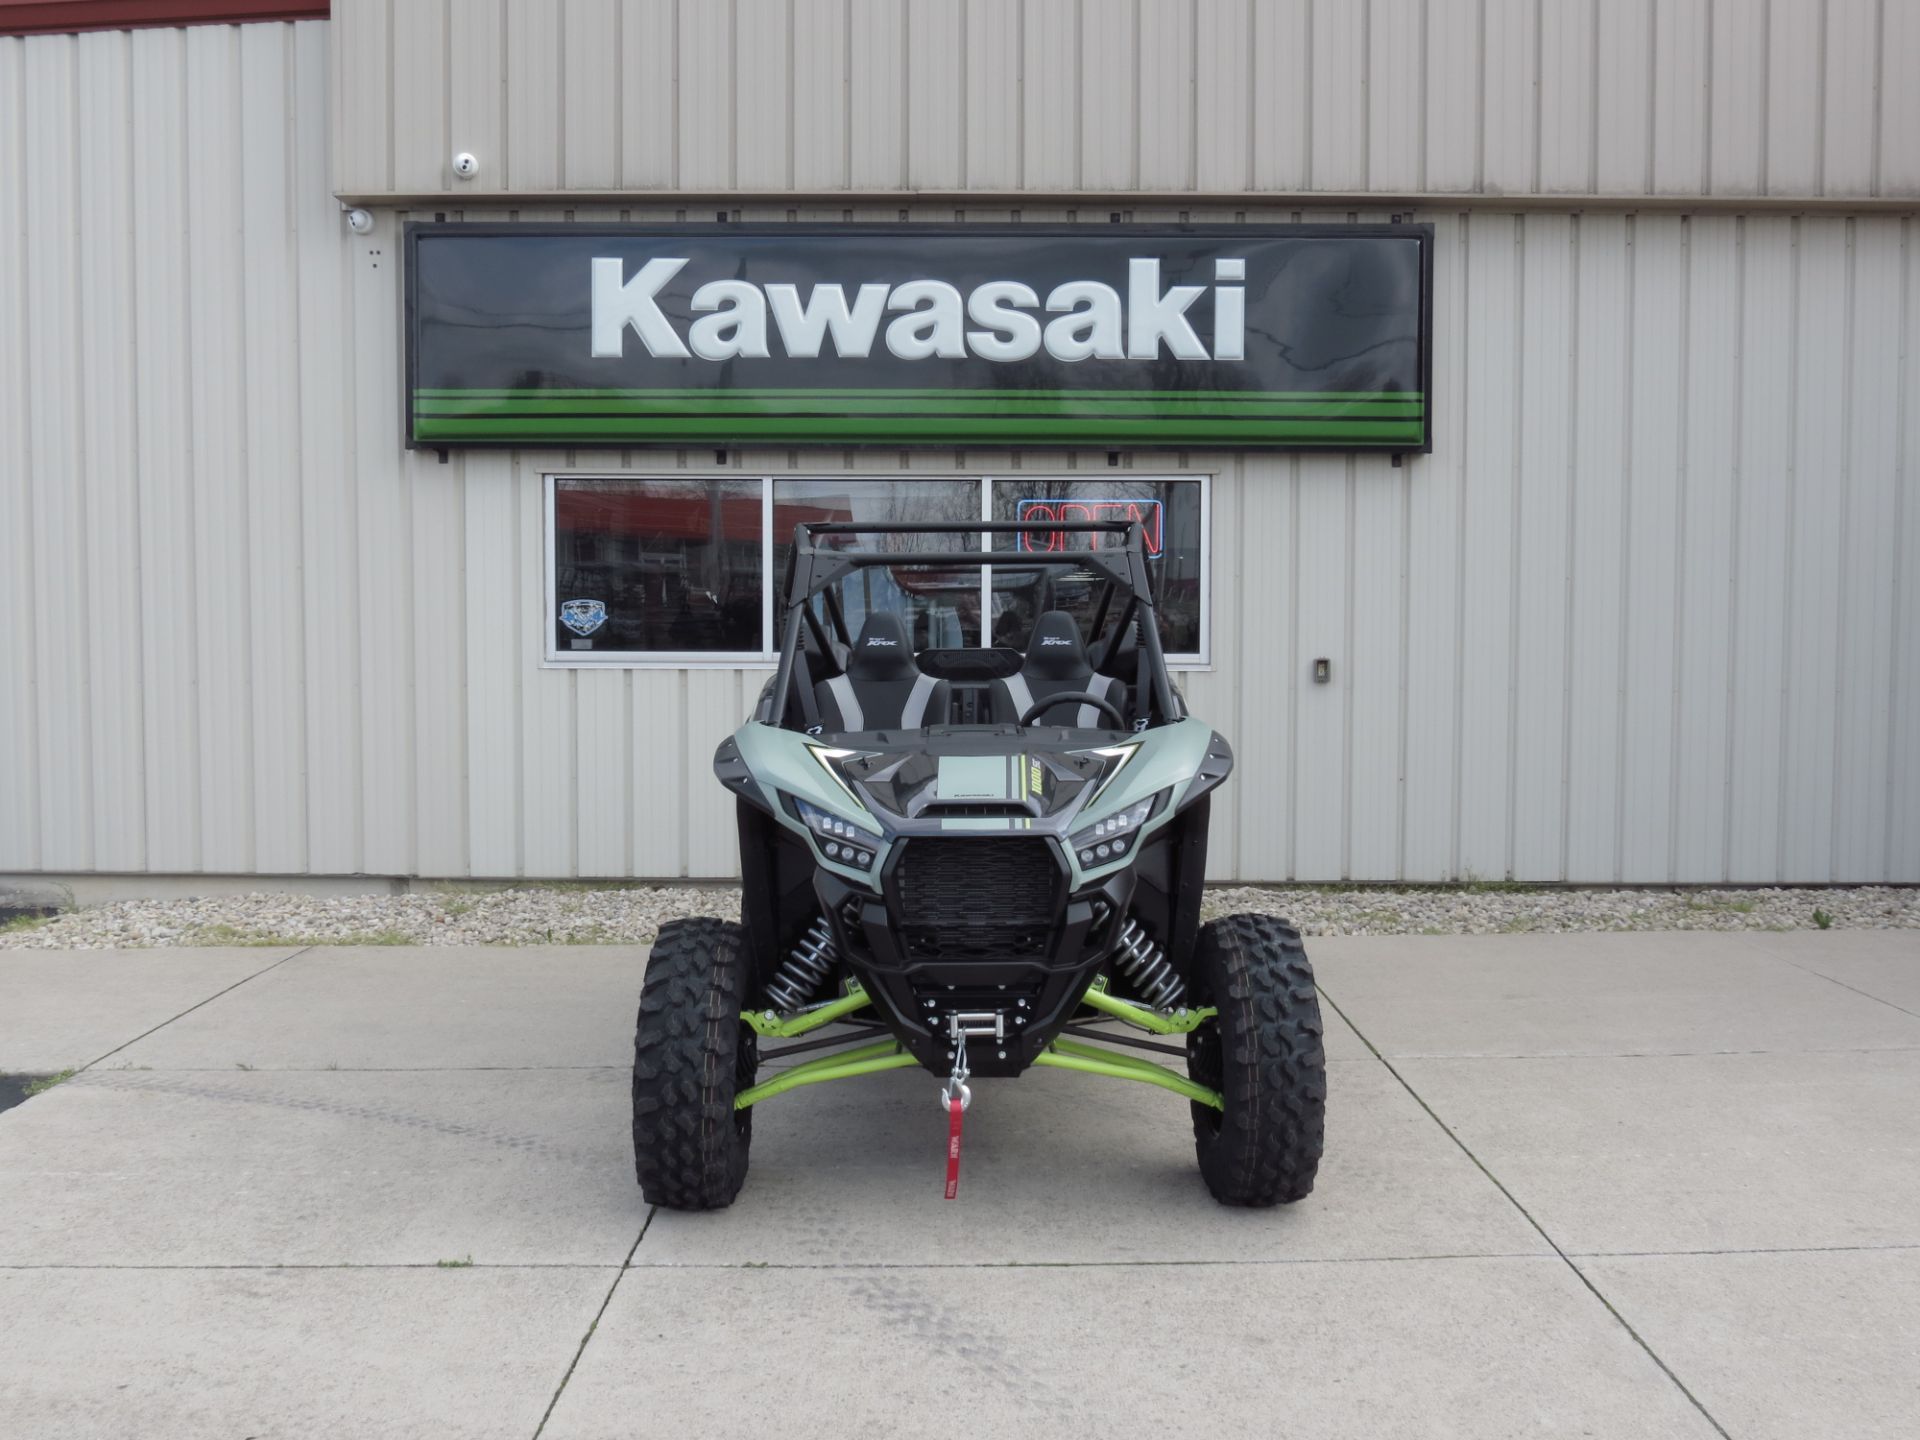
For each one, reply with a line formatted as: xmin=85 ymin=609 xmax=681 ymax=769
xmin=815 ymin=613 xmax=949 ymax=731
xmin=991 ymin=610 xmax=1126 ymax=727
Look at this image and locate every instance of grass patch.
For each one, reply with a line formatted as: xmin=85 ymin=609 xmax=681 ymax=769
xmin=1455 ymin=874 xmax=1549 ymax=894
xmin=436 ymin=1256 xmax=474 ymax=1268
xmin=506 ymin=879 xmax=662 ymax=894
xmin=188 ymin=922 xmax=300 ymax=947
xmin=188 ymin=924 xmax=418 ymax=947
xmin=1236 ymin=878 xmax=1555 ymax=897
xmin=25 ymin=1069 xmax=76 ymax=1097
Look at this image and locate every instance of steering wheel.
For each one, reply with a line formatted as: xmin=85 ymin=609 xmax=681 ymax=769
xmin=1018 ymin=691 xmax=1128 ymax=728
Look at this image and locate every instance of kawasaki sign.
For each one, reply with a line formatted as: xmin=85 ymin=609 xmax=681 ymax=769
xmin=404 ymin=223 xmax=1433 ymax=451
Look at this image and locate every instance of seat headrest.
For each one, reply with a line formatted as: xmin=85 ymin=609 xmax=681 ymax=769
xmin=1023 ymin=609 xmax=1089 ymax=680
xmin=847 ymin=612 xmax=917 ymax=680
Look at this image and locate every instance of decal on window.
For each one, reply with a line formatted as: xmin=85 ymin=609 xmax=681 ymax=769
xmin=559 ymin=598 xmax=609 ymax=636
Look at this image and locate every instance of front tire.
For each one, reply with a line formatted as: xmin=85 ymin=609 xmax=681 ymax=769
xmin=1185 ymin=913 xmax=1327 ymax=1206
xmin=632 ymin=917 xmax=758 ymax=1210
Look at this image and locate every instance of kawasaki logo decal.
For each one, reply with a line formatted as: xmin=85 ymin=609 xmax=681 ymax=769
xmin=405 ymin=223 xmax=1432 ymax=451
xmin=588 ymin=257 xmax=1245 ymax=363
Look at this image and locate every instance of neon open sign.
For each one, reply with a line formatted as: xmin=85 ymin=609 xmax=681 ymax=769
xmin=1016 ymin=498 xmax=1164 ymax=558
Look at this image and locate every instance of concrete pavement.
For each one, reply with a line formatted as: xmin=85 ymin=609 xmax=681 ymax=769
xmin=2 ymin=929 xmax=1917 ymax=1437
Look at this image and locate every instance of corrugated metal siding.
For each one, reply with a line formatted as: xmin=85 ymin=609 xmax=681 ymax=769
xmin=329 ymin=0 xmax=1920 ymax=202
xmin=3 ymin=22 xmax=1919 ymax=885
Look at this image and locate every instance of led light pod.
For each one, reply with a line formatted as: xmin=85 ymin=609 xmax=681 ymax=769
xmin=1067 ymin=793 xmax=1159 ymax=870
xmin=792 ymin=797 xmax=883 ymax=870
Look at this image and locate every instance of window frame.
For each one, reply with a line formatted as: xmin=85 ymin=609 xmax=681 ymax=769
xmin=542 ymin=470 xmax=1212 ymax=670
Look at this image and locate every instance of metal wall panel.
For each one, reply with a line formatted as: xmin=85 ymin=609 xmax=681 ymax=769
xmin=329 ymin=0 xmax=1920 ymax=203
xmin=24 ymin=35 xmax=92 ymax=871
xmin=0 ymin=35 xmax=39 ymax=872
xmin=128 ymin=26 xmax=203 ymax=871
xmin=240 ymin=22 xmax=310 ymax=876
xmin=4 ymin=23 xmax=1920 ymax=888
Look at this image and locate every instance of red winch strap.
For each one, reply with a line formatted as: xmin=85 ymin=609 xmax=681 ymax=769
xmin=943 ymin=1095 xmax=965 ymax=1200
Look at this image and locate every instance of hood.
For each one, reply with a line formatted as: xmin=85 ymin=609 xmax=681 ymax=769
xmin=838 ymin=745 xmax=1119 ymax=824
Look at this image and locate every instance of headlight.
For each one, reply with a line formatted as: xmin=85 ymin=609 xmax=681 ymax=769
xmin=1068 ymin=795 xmax=1156 ymax=867
xmin=793 ymin=798 xmax=882 ymax=869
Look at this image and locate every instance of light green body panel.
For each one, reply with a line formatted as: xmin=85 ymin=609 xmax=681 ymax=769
xmin=726 ymin=715 xmax=1219 ymax=888
xmin=1063 ymin=717 xmax=1217 ymax=884
xmin=729 ymin=721 xmax=896 ymax=883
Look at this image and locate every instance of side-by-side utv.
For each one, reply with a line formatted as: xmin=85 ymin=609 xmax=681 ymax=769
xmin=631 ymin=519 xmax=1326 ymax=1208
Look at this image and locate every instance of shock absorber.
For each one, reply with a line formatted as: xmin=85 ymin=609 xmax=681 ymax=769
xmin=1112 ymin=916 xmax=1186 ymax=1010
xmin=763 ymin=915 xmax=839 ymax=1012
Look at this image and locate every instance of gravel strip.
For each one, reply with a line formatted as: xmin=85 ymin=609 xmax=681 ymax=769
xmin=1 ymin=883 xmax=1913 ymax=950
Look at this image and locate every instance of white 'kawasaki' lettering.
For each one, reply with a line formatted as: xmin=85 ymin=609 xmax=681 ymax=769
xmin=589 ymin=257 xmax=1246 ymax=363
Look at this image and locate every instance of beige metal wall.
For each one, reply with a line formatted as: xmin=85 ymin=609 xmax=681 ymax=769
xmin=3 ymin=17 xmax=1919 ymax=885
xmin=331 ymin=0 xmax=1920 ymax=203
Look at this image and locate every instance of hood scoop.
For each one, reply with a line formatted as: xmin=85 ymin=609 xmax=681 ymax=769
xmin=934 ymin=755 xmax=1019 ymax=802
xmin=840 ymin=744 xmax=1108 ymax=822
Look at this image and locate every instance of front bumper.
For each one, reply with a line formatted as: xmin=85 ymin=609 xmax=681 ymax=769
xmin=813 ymin=836 xmax=1137 ymax=1077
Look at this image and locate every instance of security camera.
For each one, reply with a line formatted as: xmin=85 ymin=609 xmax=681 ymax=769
xmin=452 ymin=152 xmax=479 ymax=180
xmin=346 ymin=208 xmax=374 ymax=235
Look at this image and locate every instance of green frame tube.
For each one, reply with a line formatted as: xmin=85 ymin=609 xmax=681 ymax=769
xmin=742 ymin=982 xmax=873 ymax=1038
xmin=734 ymin=1038 xmax=917 ymax=1109
xmin=1033 ymin=1037 xmax=1223 ymax=1109
xmin=730 ymin=979 xmax=1225 ymax=1112
xmin=1079 ymin=975 xmax=1216 ymax=1034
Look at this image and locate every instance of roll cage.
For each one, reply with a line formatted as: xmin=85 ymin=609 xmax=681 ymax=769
xmin=765 ymin=519 xmax=1183 ymax=733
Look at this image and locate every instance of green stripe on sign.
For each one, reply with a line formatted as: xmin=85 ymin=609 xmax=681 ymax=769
xmin=412 ymin=386 xmax=1426 ymax=402
xmin=412 ymin=415 xmax=1428 ymax=442
xmin=414 ymin=394 xmax=1426 ymax=420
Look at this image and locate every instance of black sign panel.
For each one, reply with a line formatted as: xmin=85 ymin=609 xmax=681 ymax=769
xmin=404 ymin=223 xmax=1432 ymax=451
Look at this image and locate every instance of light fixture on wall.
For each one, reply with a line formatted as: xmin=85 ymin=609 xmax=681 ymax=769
xmin=345 ymin=208 xmax=374 ymax=235
xmin=452 ymin=152 xmax=479 ymax=180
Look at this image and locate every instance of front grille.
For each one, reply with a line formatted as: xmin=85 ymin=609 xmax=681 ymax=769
xmin=895 ymin=837 xmax=1057 ymax=960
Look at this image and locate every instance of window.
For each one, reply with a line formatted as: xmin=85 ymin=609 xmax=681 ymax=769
xmin=987 ymin=478 xmax=1205 ymax=656
xmin=544 ymin=473 xmax=1209 ymax=665
xmin=771 ymin=479 xmax=982 ymax=652
xmin=550 ymin=478 xmax=764 ymax=657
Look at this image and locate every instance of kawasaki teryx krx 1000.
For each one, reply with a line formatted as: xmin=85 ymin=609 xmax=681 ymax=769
xmin=631 ymin=519 xmax=1326 ymax=1208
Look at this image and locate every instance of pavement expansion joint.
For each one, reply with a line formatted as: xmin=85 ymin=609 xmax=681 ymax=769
xmin=74 ymin=945 xmax=317 ymax=1074
xmin=1314 ymin=983 xmax=1737 ymax=1440
xmin=1385 ymin=1042 xmax=1920 ymax=1060
xmin=83 ymin=1063 xmax=631 ymax=1074
xmin=1767 ymin=955 xmax=1920 ymax=1020
xmin=532 ymin=1214 xmax=653 ymax=1440
xmin=0 ymin=1261 xmax=632 ymax=1272
xmin=1566 ymin=1241 xmax=1920 ymax=1260
xmin=623 ymin=1252 xmax=1558 ymax=1272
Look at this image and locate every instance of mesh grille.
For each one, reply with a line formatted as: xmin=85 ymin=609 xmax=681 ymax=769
xmin=895 ymin=838 xmax=1057 ymax=960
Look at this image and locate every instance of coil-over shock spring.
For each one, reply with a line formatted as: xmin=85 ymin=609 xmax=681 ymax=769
xmin=763 ymin=914 xmax=839 ymax=1012
xmin=1112 ymin=916 xmax=1186 ymax=1010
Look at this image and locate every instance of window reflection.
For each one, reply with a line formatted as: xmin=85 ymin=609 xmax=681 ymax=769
xmin=552 ymin=479 xmax=763 ymax=653
xmin=771 ymin=479 xmax=982 ymax=651
xmin=988 ymin=480 xmax=1203 ymax=655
